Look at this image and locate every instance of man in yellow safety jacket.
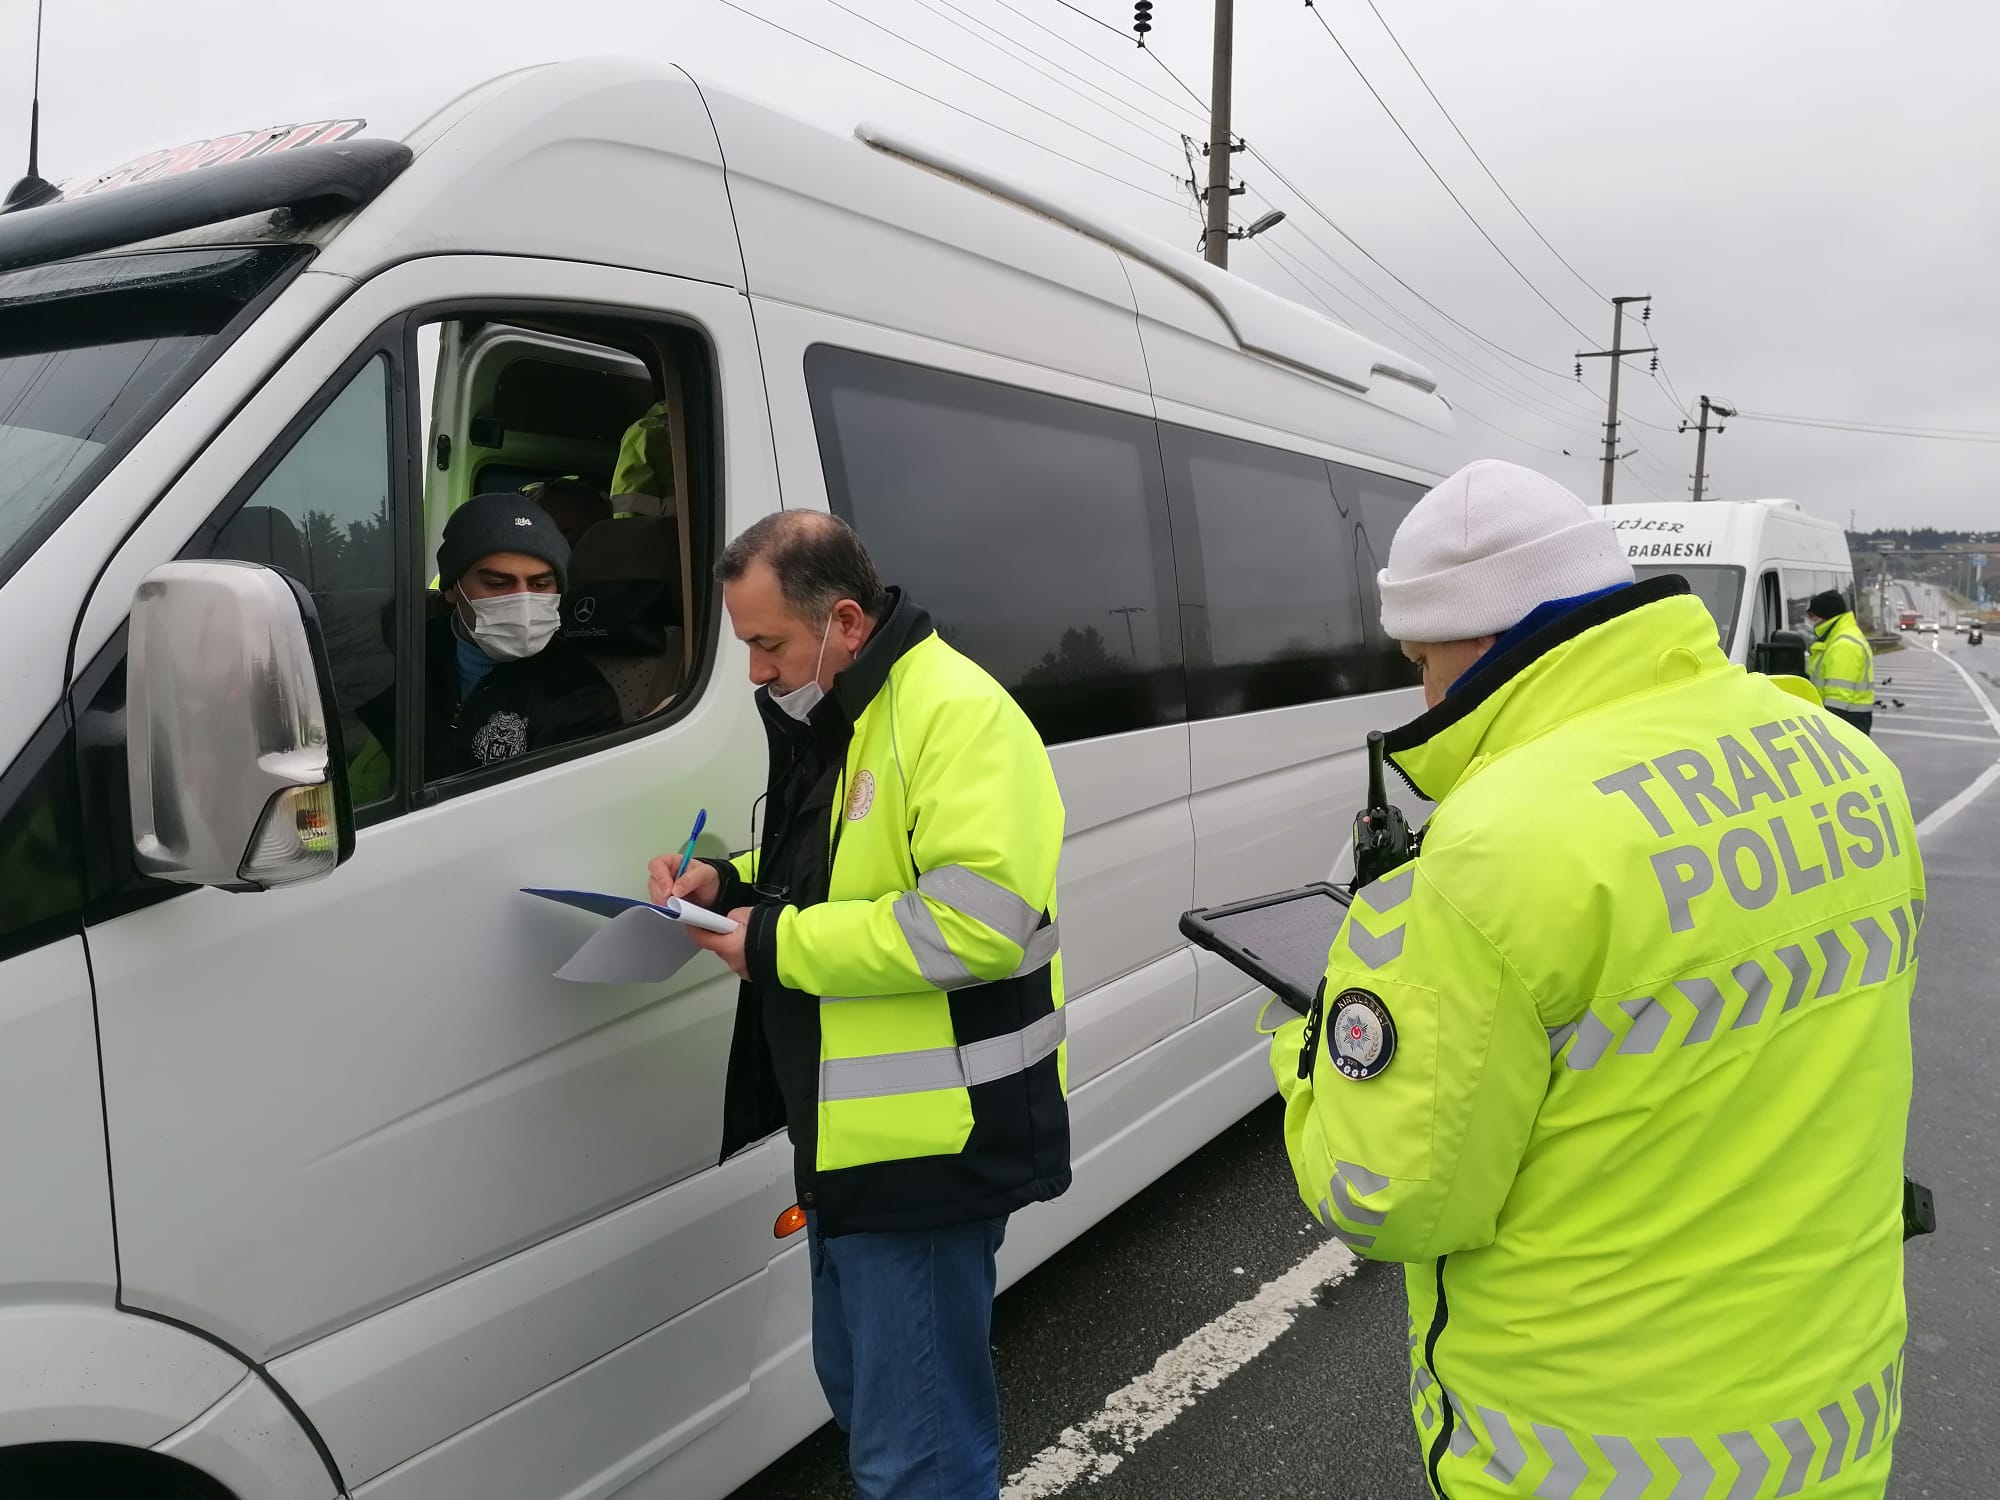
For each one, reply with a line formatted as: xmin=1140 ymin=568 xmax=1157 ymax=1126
xmin=1808 ymin=589 xmax=1876 ymax=735
xmin=1273 ymin=461 xmax=1920 ymax=1499
xmin=648 ymin=511 xmax=1066 ymax=1500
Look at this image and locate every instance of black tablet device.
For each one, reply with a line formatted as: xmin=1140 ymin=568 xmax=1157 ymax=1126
xmin=1179 ymin=882 xmax=1351 ymax=1015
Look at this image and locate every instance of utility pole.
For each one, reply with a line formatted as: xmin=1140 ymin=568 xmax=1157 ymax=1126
xmin=1576 ymin=296 xmax=1657 ymax=505
xmin=1108 ymin=605 xmax=1146 ymax=658
xmin=1202 ymin=0 xmax=1236 ymax=267
xmin=1680 ymin=395 xmax=1735 ymax=503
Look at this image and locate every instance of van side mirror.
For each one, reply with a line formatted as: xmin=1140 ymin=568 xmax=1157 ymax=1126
xmin=127 ymin=560 xmax=354 ymax=890
xmin=1752 ymin=629 xmax=1811 ymax=679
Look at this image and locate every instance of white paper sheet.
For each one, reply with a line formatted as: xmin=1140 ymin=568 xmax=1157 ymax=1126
xmin=553 ymin=905 xmax=703 ymax=985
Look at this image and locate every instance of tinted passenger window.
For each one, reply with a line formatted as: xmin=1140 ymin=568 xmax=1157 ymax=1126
xmin=1340 ymin=464 xmax=1426 ymax=694
xmin=202 ymin=355 xmax=399 ymax=810
xmin=1161 ymin=425 xmax=1371 ymax=716
xmin=806 ymin=346 xmax=1184 ymax=743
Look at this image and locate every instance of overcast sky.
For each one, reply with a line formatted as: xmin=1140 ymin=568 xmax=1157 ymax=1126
xmin=4 ymin=0 xmax=1995 ymax=529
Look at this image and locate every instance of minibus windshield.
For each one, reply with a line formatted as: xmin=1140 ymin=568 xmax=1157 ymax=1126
xmin=1632 ymin=563 xmax=1745 ymax=651
xmin=0 ymin=244 xmax=306 ymax=584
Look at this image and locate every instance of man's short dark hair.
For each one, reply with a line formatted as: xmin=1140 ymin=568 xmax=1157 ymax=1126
xmin=716 ymin=512 xmax=888 ymax=623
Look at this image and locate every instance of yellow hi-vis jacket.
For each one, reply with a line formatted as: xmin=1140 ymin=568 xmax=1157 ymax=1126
xmin=1810 ymin=611 xmax=1875 ymax=714
xmin=1273 ymin=577 xmax=1920 ymax=1499
xmin=722 ymin=593 xmax=1069 ymax=1234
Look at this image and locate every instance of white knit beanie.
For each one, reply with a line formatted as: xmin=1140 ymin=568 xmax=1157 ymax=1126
xmin=1378 ymin=460 xmax=1634 ymax=643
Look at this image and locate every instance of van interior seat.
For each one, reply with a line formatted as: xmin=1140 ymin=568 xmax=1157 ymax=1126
xmin=563 ymin=514 xmax=685 ymax=722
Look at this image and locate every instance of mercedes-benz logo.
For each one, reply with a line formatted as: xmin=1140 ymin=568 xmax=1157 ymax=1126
xmin=573 ymin=596 xmax=596 ymax=623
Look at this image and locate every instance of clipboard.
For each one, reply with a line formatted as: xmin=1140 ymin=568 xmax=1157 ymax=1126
xmin=1179 ymin=882 xmax=1351 ymax=1015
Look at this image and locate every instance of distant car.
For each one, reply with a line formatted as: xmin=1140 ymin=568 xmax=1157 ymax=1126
xmin=1921 ymin=619 xmax=1940 ymax=634
xmin=1955 ymin=619 xmax=1968 ymax=633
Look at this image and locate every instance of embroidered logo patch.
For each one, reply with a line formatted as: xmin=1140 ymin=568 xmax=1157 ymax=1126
xmin=1330 ymin=989 xmax=1397 ymax=1081
xmin=471 ymin=710 xmax=529 ymax=763
xmin=847 ymin=769 xmax=877 ymax=821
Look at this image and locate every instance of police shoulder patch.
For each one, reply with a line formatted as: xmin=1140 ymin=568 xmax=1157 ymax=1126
xmin=1329 ymin=988 xmax=1397 ymax=1081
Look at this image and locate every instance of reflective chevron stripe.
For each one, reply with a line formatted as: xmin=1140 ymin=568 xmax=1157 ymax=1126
xmin=819 ymin=1008 xmax=1065 ymax=1101
xmin=1552 ymin=900 xmax=1922 ymax=1070
xmin=1424 ymin=1363 xmax=1901 ymax=1499
xmin=1345 ymin=911 xmax=1405 ymax=968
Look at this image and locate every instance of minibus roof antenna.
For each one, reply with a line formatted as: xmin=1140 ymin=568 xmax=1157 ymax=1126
xmin=3 ymin=0 xmax=61 ymax=214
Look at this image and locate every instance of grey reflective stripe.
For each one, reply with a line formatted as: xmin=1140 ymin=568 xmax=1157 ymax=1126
xmin=1535 ymin=1423 xmax=1587 ymax=1499
xmin=1327 ymin=1169 xmax=1386 ymax=1227
xmin=1452 ymin=1397 xmax=1884 ymax=1498
xmin=1567 ymin=1007 xmax=1617 ymax=1070
xmin=1891 ymin=906 xmax=1912 ymax=973
xmin=961 ymin=1008 xmax=1066 ymax=1085
xmin=1337 ymin=1158 xmax=1390 ymax=1194
xmin=1853 ymin=916 xmax=1893 ymax=986
xmin=1679 ymin=976 xmax=1729 ymax=1046
xmin=1618 ymin=996 xmax=1670 ymax=1054
xmin=1817 ymin=1401 xmax=1849 ymax=1481
xmin=1597 ymin=1435 xmax=1653 ymax=1500
xmin=1479 ymin=1406 xmax=1526 ymax=1485
xmin=1361 ymin=864 xmax=1416 ymax=914
xmin=1330 ymin=1224 xmax=1376 ymax=1250
xmin=823 ymin=1044 xmax=965 ymax=1101
xmin=1912 ymin=896 xmax=1925 ymax=933
xmin=1547 ymin=1021 xmax=1578 ymax=1059
xmin=1853 ymin=1378 xmax=1881 ymax=1460
xmin=1773 ymin=1418 xmax=1814 ymax=1496
xmin=1660 ymin=1437 xmax=1713 ymax=1500
xmin=895 ymin=891 xmax=977 ymax=991
xmin=1016 ymin=920 xmax=1060 ymax=977
xmin=895 ymin=890 xmax=1058 ymax=991
xmin=1777 ymin=944 xmax=1813 ymax=1012
xmin=1815 ymin=928 xmax=1852 ymax=997
xmin=1346 ymin=915 xmax=1405 ymax=968
xmin=819 ymin=1008 xmax=1066 ymax=1101
xmin=1820 ymin=677 xmax=1873 ymax=693
xmin=918 ymin=864 xmax=1042 ymax=947
xmin=1731 ymin=960 xmax=1773 ymax=1030
xmin=1719 ymin=1431 xmax=1769 ymax=1500
xmin=1446 ymin=1393 xmax=1476 ymax=1458
xmin=1885 ymin=1359 xmax=1901 ymax=1428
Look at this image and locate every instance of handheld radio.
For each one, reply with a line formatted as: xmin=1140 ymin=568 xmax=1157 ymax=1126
xmin=1351 ymin=731 xmax=1420 ymax=894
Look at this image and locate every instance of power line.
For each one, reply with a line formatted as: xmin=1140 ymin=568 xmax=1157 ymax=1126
xmin=1027 ymin=1 xmax=1609 ymax=426
xmin=1007 ymin=0 xmax=1207 ymax=124
xmin=1244 ymin=144 xmax=1588 ymax=385
xmin=920 ymin=0 xmax=1188 ymax=142
xmin=1453 ymin=401 xmax=1574 ymax=457
xmin=1299 ymin=2 xmax=1595 ymax=344
xmin=1734 ymin=411 xmax=2000 ymax=443
xmin=1252 ymin=237 xmax=1351 ymax=325
xmin=1352 ymin=0 xmax=1604 ymax=303
xmin=820 ymin=0 xmax=1175 ymax=179
xmin=717 ymin=0 xmax=1190 ymax=210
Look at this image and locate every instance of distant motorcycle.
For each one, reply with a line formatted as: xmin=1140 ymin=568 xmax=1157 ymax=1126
xmin=1970 ymin=622 xmax=1984 ymax=646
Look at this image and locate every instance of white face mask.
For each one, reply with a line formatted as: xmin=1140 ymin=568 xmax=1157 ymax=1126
xmin=460 ymin=590 xmax=562 ymax=662
xmin=767 ymin=615 xmax=834 ymax=722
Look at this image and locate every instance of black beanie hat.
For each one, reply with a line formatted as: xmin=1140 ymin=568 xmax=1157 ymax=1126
xmin=1807 ymin=589 xmax=1848 ymax=621
xmin=437 ymin=493 xmax=571 ymax=592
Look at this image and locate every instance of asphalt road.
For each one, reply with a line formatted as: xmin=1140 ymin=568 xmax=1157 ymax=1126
xmin=733 ymin=633 xmax=1998 ymax=1500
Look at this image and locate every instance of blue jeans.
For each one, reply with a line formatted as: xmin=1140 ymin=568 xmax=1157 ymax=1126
xmin=807 ymin=1212 xmax=1009 ymax=1500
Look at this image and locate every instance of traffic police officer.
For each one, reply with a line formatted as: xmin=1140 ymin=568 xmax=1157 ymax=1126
xmin=649 ymin=511 xmax=1068 ymax=1500
xmin=1808 ymin=589 xmax=1877 ymax=735
xmin=1273 ymin=462 xmax=1920 ymax=1499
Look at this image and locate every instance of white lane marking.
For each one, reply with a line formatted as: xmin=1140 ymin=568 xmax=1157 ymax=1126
xmin=1903 ymin=646 xmax=2000 ymax=843
xmin=1918 ymin=761 xmax=2000 ymax=841
xmin=1931 ymin=650 xmax=2000 ymax=734
xmin=1000 ymin=1238 xmax=1358 ymax=1498
xmin=1875 ymin=727 xmax=2000 ymax=746
xmin=1882 ymin=711 xmax=1995 ymax=726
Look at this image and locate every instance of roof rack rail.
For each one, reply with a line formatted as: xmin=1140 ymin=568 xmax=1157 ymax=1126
xmin=0 ymin=140 xmax=413 ymax=275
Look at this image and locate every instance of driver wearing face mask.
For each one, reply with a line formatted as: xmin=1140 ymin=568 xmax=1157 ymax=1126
xmin=412 ymin=493 xmax=621 ymax=778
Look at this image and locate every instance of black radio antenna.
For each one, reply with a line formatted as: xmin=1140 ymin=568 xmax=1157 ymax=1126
xmin=4 ymin=0 xmax=60 ymax=213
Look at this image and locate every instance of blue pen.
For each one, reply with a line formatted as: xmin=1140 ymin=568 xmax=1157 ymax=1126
xmin=667 ymin=808 xmax=707 ymax=911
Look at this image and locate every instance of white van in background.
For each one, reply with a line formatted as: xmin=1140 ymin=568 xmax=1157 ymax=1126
xmin=0 ymin=59 xmax=1454 ymax=1500
xmin=1607 ymin=499 xmax=1857 ymax=670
